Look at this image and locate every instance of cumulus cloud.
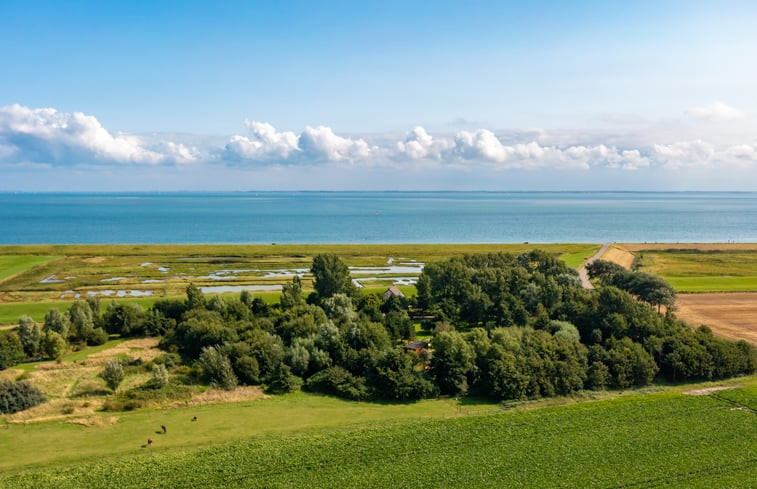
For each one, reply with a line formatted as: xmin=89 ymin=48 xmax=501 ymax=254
xmin=653 ymin=140 xmax=757 ymax=169
xmin=686 ymin=101 xmax=744 ymax=121
xmin=0 ymin=104 xmax=198 ymax=165
xmin=224 ymin=121 xmax=374 ymax=164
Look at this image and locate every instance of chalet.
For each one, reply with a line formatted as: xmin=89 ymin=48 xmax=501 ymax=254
xmin=383 ymin=285 xmax=405 ymax=300
xmin=402 ymin=341 xmax=429 ymax=354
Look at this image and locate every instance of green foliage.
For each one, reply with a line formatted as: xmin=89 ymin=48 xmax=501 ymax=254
xmin=367 ymin=348 xmax=436 ymax=400
xmin=103 ymin=301 xmax=148 ymax=337
xmin=185 ymin=283 xmax=206 ymax=310
xmin=429 ymin=331 xmax=475 ymax=396
xmin=17 ymin=315 xmax=41 ymax=357
xmin=150 ymin=363 xmax=170 ymax=388
xmin=199 ymin=346 xmax=238 ymax=390
xmin=41 ymin=330 xmax=67 ymax=360
xmin=101 ymin=358 xmax=125 ymax=392
xmin=43 ymin=308 xmax=69 ymax=338
xmin=266 ymin=364 xmax=303 ymax=394
xmin=0 ymin=379 xmax=45 ymax=414
xmin=0 ymin=331 xmax=24 ymax=369
xmin=280 ymin=275 xmax=305 ymax=310
xmin=305 ymin=366 xmax=368 ymax=400
xmin=311 ymin=253 xmax=356 ymax=299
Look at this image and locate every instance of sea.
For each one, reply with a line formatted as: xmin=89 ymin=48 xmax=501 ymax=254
xmin=1 ymin=191 xmax=756 ymax=244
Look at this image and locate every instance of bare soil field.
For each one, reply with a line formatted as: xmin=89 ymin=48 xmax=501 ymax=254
xmin=675 ymin=293 xmax=757 ymax=345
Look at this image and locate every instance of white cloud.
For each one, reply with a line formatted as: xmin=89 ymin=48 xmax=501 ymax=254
xmin=224 ymin=121 xmax=374 ymax=164
xmin=686 ymin=101 xmax=744 ymax=121
xmin=395 ymin=126 xmax=454 ymax=160
xmin=0 ymin=104 xmax=197 ymax=165
xmin=298 ymin=125 xmax=373 ymax=162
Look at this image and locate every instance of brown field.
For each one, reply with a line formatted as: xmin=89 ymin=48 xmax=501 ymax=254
xmin=675 ymin=293 xmax=757 ymax=345
xmin=623 ymin=243 xmax=757 ymax=252
xmin=599 ymin=245 xmax=636 ymax=269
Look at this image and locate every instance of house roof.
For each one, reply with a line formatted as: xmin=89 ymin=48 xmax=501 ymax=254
xmin=403 ymin=341 xmax=429 ymax=350
xmin=384 ymin=285 xmax=405 ymax=297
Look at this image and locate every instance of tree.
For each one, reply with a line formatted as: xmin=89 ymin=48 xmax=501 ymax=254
xmin=17 ymin=315 xmax=41 ymax=357
xmin=101 ymin=358 xmax=124 ymax=392
xmin=185 ymin=283 xmax=206 ymax=310
xmin=0 ymin=332 xmax=24 ymax=370
xmin=43 ymin=309 xmax=69 ymax=338
xmin=41 ymin=330 xmax=67 ymax=360
xmin=266 ymin=364 xmax=303 ymax=394
xmin=429 ymin=331 xmax=475 ymax=396
xmin=68 ymin=300 xmax=95 ymax=342
xmin=311 ymin=254 xmax=355 ymax=299
xmin=199 ymin=346 xmax=238 ymax=390
xmin=280 ymin=276 xmax=305 ymax=310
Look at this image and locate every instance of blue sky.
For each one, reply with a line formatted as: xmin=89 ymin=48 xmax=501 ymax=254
xmin=1 ymin=0 xmax=757 ymax=190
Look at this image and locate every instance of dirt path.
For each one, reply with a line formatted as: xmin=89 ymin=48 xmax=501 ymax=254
xmin=578 ymin=243 xmax=611 ymax=290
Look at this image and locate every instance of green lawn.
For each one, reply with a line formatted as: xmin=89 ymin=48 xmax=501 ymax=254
xmin=636 ymin=250 xmax=757 ymax=292
xmin=666 ymin=276 xmax=757 ymax=292
xmin=1 ymin=378 xmax=754 ymax=488
xmin=0 ymin=255 xmax=60 ymax=283
xmin=558 ymin=245 xmax=601 ymax=269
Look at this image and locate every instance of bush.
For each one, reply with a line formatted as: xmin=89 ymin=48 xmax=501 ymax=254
xmin=305 ymin=366 xmax=368 ymax=400
xmin=0 ymin=379 xmax=46 ymax=414
xmin=266 ymin=364 xmax=303 ymax=394
xmin=101 ymin=358 xmax=125 ymax=392
xmin=151 ymin=364 xmax=170 ymax=388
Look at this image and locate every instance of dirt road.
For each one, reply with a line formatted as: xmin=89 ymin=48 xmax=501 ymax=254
xmin=577 ymin=243 xmax=611 ymax=290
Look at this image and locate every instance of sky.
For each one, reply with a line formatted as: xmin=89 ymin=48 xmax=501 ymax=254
xmin=1 ymin=0 xmax=757 ymax=191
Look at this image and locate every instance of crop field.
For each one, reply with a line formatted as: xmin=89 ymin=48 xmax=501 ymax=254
xmin=676 ymin=293 xmax=757 ymax=345
xmin=626 ymin=246 xmax=757 ymax=292
xmin=1 ymin=379 xmax=754 ymax=488
xmin=0 ymin=244 xmax=597 ymax=310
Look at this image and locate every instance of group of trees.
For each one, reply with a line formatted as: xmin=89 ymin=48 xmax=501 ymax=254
xmin=1 ymin=251 xmax=754 ymax=408
xmin=0 ymin=297 xmax=111 ymax=370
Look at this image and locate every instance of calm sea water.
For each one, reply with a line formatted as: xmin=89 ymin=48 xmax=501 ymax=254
xmin=1 ymin=192 xmax=756 ymax=244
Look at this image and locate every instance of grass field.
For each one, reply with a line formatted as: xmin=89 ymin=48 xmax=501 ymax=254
xmin=0 ymin=378 xmax=754 ymax=488
xmin=0 ymin=255 xmax=61 ymax=283
xmin=629 ymin=248 xmax=757 ymax=292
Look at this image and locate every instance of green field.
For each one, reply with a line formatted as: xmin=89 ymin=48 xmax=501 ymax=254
xmin=1 ymin=379 xmax=754 ymax=488
xmin=636 ymin=249 xmax=757 ymax=292
xmin=0 ymin=255 xmax=60 ymax=283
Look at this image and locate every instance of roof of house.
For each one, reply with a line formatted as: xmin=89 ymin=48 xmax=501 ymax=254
xmin=403 ymin=341 xmax=429 ymax=350
xmin=384 ymin=285 xmax=405 ymax=297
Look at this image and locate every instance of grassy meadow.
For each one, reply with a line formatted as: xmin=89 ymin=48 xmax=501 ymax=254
xmin=0 ymin=378 xmax=754 ymax=488
xmin=628 ymin=246 xmax=757 ymax=292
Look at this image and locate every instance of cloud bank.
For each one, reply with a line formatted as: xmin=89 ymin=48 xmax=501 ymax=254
xmin=0 ymin=104 xmax=198 ymax=166
xmin=2 ymin=103 xmax=756 ymax=178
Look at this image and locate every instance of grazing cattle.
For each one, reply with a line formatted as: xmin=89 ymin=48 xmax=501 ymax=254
xmin=161 ymin=425 xmax=166 ymax=434
xmin=191 ymin=416 xmax=197 ymax=422
xmin=147 ymin=438 xmax=153 ymax=446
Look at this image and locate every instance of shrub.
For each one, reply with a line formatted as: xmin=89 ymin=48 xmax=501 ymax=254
xmin=101 ymin=358 xmax=125 ymax=392
xmin=266 ymin=364 xmax=303 ymax=394
xmin=151 ymin=364 xmax=170 ymax=388
xmin=305 ymin=366 xmax=368 ymax=400
xmin=0 ymin=380 xmax=46 ymax=414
